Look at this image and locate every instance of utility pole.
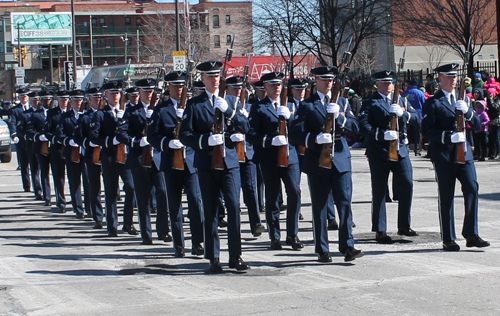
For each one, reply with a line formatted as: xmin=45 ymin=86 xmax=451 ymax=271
xmin=17 ymin=23 xmax=22 ymax=67
xmin=175 ymin=0 xmax=180 ymax=51
xmin=71 ymin=0 xmax=77 ymax=88
xmin=136 ymin=29 xmax=140 ymax=63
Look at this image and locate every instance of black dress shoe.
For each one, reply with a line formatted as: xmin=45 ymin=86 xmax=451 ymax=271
xmin=397 ymin=227 xmax=419 ymax=236
xmin=228 ymin=256 xmax=249 ymax=270
xmin=141 ymin=238 xmax=153 ymax=245
xmin=466 ymin=235 xmax=490 ymax=248
xmin=299 ymin=213 xmax=304 ymax=220
xmin=259 ymin=206 xmax=265 ymax=213
xmin=328 ymin=218 xmax=339 ymax=230
xmin=75 ymin=213 xmax=84 ymax=219
xmin=93 ymin=221 xmax=103 ymax=229
xmin=352 ymin=222 xmax=356 ymax=228
xmin=286 ymin=235 xmax=304 ymax=250
xmin=35 ymin=195 xmax=43 ymax=201
xmin=252 ymin=224 xmax=265 ymax=237
xmin=150 ymin=207 xmax=157 ymax=214
xmin=191 ymin=244 xmax=204 ymax=256
xmin=344 ymin=247 xmax=364 ymax=262
xmin=279 ymin=204 xmax=287 ymax=211
xmin=393 ymin=195 xmax=399 ymax=201
xmin=218 ymin=218 xmax=228 ymax=228
xmin=318 ymin=252 xmax=332 ymax=262
xmin=108 ymin=231 xmax=118 ymax=237
xmin=58 ymin=207 xmax=66 ymax=213
xmin=270 ymin=239 xmax=282 ymax=250
xmin=443 ymin=240 xmax=460 ymax=251
xmin=175 ymin=248 xmax=185 ymax=257
xmin=122 ymin=224 xmax=139 ymax=235
xmin=209 ymin=258 xmax=223 ymax=273
xmin=375 ymin=231 xmax=393 ymax=244
xmin=44 ymin=200 xmax=51 ymax=207
xmin=24 ymin=187 xmax=30 ymax=192
xmin=158 ymin=233 xmax=173 ymax=242
xmin=85 ymin=212 xmax=92 ymax=218
xmin=385 ymin=195 xmax=392 ymax=202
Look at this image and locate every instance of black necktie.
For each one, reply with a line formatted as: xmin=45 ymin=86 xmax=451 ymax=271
xmin=212 ymin=95 xmax=216 ymax=107
xmin=273 ymin=102 xmax=279 ymax=110
xmin=450 ymin=94 xmax=456 ymax=106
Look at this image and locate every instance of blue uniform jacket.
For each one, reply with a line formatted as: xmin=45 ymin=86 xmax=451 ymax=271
xmin=56 ymin=109 xmax=81 ymax=159
xmin=10 ymin=103 xmax=28 ymax=146
xmin=25 ymin=108 xmax=48 ymax=155
xmin=89 ymin=104 xmax=121 ymax=161
xmin=247 ymin=97 xmax=299 ymax=165
xmin=358 ymin=92 xmax=420 ymax=160
xmin=289 ymin=93 xmax=358 ymax=174
xmin=148 ymin=98 xmax=196 ymax=174
xmin=46 ymin=106 xmax=65 ymax=156
xmin=179 ymin=91 xmax=249 ymax=170
xmin=74 ymin=109 xmax=98 ymax=164
xmin=421 ymin=89 xmax=480 ymax=163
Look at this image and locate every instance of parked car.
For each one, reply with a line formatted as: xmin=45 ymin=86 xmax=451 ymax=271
xmin=0 ymin=117 xmax=12 ymax=163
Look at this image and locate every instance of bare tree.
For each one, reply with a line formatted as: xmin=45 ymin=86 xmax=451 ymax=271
xmin=417 ymin=46 xmax=451 ymax=71
xmin=395 ymin=0 xmax=496 ymax=77
xmin=351 ymin=38 xmax=381 ymax=76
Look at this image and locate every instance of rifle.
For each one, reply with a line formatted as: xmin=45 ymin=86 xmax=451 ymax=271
xmin=172 ymin=49 xmax=196 ymax=170
xmin=455 ymin=39 xmax=471 ymax=164
xmin=70 ymin=90 xmax=90 ymax=163
xmin=234 ymin=53 xmax=252 ymax=163
xmin=141 ymin=55 xmax=167 ymax=168
xmin=212 ymin=34 xmax=234 ymax=170
xmin=318 ymin=45 xmax=353 ymax=168
xmin=388 ymin=45 xmax=406 ymax=162
xmin=305 ymin=56 xmax=317 ymax=99
xmin=277 ymin=59 xmax=293 ymax=167
xmin=92 ymin=98 xmax=107 ymax=165
xmin=116 ymin=59 xmax=132 ymax=164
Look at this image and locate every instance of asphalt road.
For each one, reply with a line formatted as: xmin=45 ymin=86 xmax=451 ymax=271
xmin=1 ymin=148 xmax=499 ymax=315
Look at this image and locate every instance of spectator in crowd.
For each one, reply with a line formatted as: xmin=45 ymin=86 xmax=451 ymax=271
xmin=425 ymin=74 xmax=437 ymax=95
xmin=486 ymin=88 xmax=500 ymax=159
xmin=419 ymin=87 xmax=430 ymax=99
xmin=473 ymin=73 xmax=484 ymax=90
xmin=473 ymin=100 xmax=490 ymax=161
xmin=401 ymin=78 xmax=426 ymax=156
xmin=483 ymin=77 xmax=500 ymax=95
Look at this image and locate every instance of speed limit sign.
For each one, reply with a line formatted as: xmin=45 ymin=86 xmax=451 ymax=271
xmin=173 ymin=51 xmax=186 ymax=71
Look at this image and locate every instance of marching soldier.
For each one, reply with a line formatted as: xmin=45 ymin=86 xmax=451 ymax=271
xmin=179 ymin=61 xmax=250 ymax=272
xmin=148 ymin=71 xmax=204 ymax=256
xmin=89 ymin=81 xmax=137 ymax=237
xmin=56 ymin=89 xmax=90 ymax=219
xmin=46 ymin=90 xmax=69 ymax=213
xmin=25 ymin=90 xmax=53 ymax=206
xmin=358 ymin=70 xmax=420 ymax=243
xmin=74 ymin=87 xmax=104 ymax=228
xmin=421 ymin=63 xmax=490 ymax=251
xmin=125 ymin=87 xmax=140 ymax=107
xmin=252 ymin=80 xmax=267 ymax=214
xmin=290 ymin=66 xmax=363 ymax=262
xmin=247 ymin=72 xmax=303 ymax=251
xmin=10 ymin=87 xmax=34 ymax=193
xmin=225 ymin=75 xmax=265 ymax=237
xmin=116 ymin=78 xmax=171 ymax=245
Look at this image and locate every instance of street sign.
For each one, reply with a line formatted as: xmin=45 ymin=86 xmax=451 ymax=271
xmin=15 ymin=67 xmax=25 ymax=77
xmin=64 ymin=61 xmax=75 ymax=90
xmin=16 ymin=77 xmax=25 ymax=86
xmin=173 ymin=51 xmax=186 ymax=71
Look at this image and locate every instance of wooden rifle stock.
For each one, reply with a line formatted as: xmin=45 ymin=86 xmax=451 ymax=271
xmin=69 ymin=100 xmax=87 ymax=163
xmin=92 ymin=99 xmax=107 ymax=165
xmin=211 ymin=55 xmax=230 ymax=170
xmin=141 ymin=92 xmax=157 ymax=168
xmin=388 ymin=113 xmax=399 ymax=161
xmin=116 ymin=93 xmax=127 ymax=164
xmin=455 ymin=77 xmax=467 ymax=164
xmin=318 ymin=81 xmax=342 ymax=169
xmin=172 ymin=86 xmax=188 ymax=170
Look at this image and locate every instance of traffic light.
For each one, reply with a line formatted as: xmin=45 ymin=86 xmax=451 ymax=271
xmin=21 ymin=47 xmax=27 ymax=60
xmin=14 ymin=48 xmax=19 ymax=61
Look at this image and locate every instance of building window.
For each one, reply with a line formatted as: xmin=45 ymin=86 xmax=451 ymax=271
xmin=92 ymin=39 xmax=98 ymax=47
xmin=226 ymin=15 xmax=230 ymax=24
xmin=92 ymin=18 xmax=97 ymax=27
xmin=125 ymin=17 xmax=131 ymax=26
xmin=107 ymin=39 xmax=114 ymax=47
xmin=108 ymin=18 xmax=114 ymax=28
xmin=100 ymin=18 xmax=106 ymax=26
xmin=490 ymin=54 xmax=495 ymax=59
xmin=226 ymin=35 xmax=232 ymax=44
xmin=136 ymin=18 xmax=142 ymax=26
xmin=100 ymin=38 xmax=106 ymax=48
xmin=83 ymin=21 xmax=88 ymax=27
xmin=478 ymin=55 xmax=483 ymax=60
xmin=213 ymin=15 xmax=219 ymax=27
xmin=214 ymin=35 xmax=220 ymax=47
xmin=0 ymin=42 xmax=4 ymax=54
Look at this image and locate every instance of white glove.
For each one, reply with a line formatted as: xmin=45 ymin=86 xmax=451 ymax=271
xmin=455 ymin=100 xmax=469 ymax=113
xmin=146 ymin=109 xmax=154 ymax=118
xmin=69 ymin=139 xmax=79 ymax=147
xmin=230 ymin=133 xmax=245 ymax=142
xmin=116 ymin=110 xmax=124 ymax=119
xmin=271 ymin=135 xmax=288 ymax=146
xmin=169 ymin=139 xmax=184 ymax=149
xmin=39 ymin=134 xmax=48 ymax=142
xmin=450 ymin=132 xmax=466 ymax=143
xmin=389 ymin=104 xmax=404 ymax=117
xmin=240 ymin=108 xmax=249 ymax=117
xmin=214 ymin=97 xmax=228 ymax=113
xmin=384 ymin=130 xmax=398 ymax=141
xmin=208 ymin=134 xmax=224 ymax=146
xmin=139 ymin=136 xmax=150 ymax=147
xmin=326 ymin=103 xmax=340 ymax=119
xmin=12 ymin=137 xmax=19 ymax=144
xmin=176 ymin=108 xmax=184 ymax=118
xmin=277 ymin=106 xmax=291 ymax=119
xmin=316 ymin=132 xmax=332 ymax=144
xmin=113 ymin=136 xmax=120 ymax=145
xmin=89 ymin=141 xmax=99 ymax=148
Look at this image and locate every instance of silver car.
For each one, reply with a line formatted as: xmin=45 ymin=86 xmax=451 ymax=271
xmin=0 ymin=116 xmax=12 ymax=163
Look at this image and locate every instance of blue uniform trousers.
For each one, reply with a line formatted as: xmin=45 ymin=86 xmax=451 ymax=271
xmin=307 ymin=169 xmax=355 ymax=254
xmin=433 ymin=161 xmax=479 ymax=242
xmin=28 ymin=149 xmax=42 ymax=197
xmin=260 ymin=163 xmax=301 ymax=241
xmin=36 ymin=153 xmax=51 ymax=202
xmin=131 ymin=165 xmax=169 ymax=241
xmin=86 ymin=161 xmax=103 ymax=223
xmin=239 ymin=160 xmax=262 ymax=232
xmin=49 ymin=148 xmax=66 ymax=210
xmin=368 ymin=156 xmax=413 ymax=232
xmin=164 ymin=167 xmax=204 ymax=250
xmin=198 ymin=167 xmax=242 ymax=260
xmin=65 ymin=158 xmax=84 ymax=215
xmin=16 ymin=143 xmax=30 ymax=191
